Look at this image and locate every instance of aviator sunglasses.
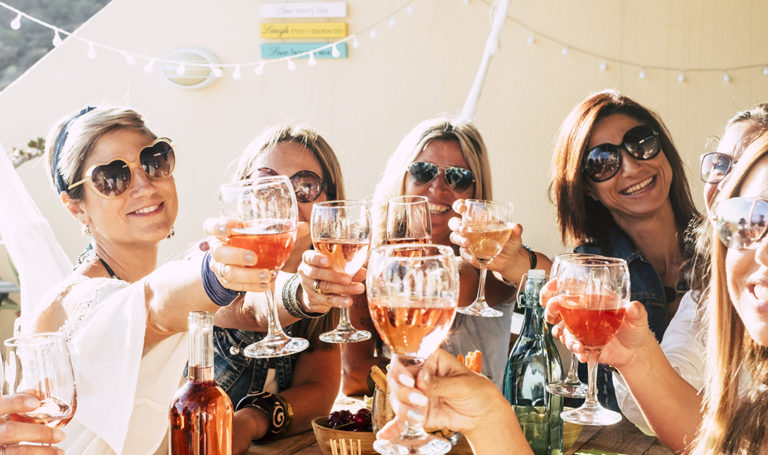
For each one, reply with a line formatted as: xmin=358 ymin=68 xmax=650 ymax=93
xmin=700 ymin=152 xmax=736 ymax=184
xmin=68 ymin=137 xmax=175 ymax=198
xmin=582 ymin=125 xmax=661 ymax=182
xmin=254 ymin=167 xmax=327 ymax=203
xmin=407 ymin=161 xmax=475 ymax=192
xmin=715 ymin=197 xmax=768 ymax=249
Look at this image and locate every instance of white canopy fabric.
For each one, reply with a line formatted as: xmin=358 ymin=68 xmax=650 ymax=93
xmin=0 ymin=142 xmax=72 ymax=316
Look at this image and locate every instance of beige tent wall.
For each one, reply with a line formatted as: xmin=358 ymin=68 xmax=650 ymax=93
xmin=0 ymin=0 xmax=767 ymax=299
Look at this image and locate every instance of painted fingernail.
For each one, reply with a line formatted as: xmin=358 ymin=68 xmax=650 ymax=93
xmin=244 ymin=253 xmax=255 ymax=264
xmin=407 ymin=409 xmax=424 ymax=422
xmin=53 ymin=428 xmax=66 ymax=441
xmin=218 ymin=224 xmax=227 ymax=235
xmin=23 ymin=396 xmax=38 ymax=408
xmin=257 ymin=271 xmax=268 ymax=281
xmin=408 ymin=391 xmax=428 ymax=407
xmin=398 ymin=373 xmax=415 ymax=388
xmin=198 ymin=240 xmax=210 ymax=252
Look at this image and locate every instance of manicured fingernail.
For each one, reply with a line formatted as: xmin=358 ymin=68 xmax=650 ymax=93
xmin=24 ymin=396 xmax=38 ymax=408
xmin=257 ymin=271 xmax=268 ymax=281
xmin=218 ymin=224 xmax=227 ymax=235
xmin=421 ymin=370 xmax=430 ymax=385
xmin=398 ymin=373 xmax=415 ymax=388
xmin=342 ymin=297 xmax=353 ymax=307
xmin=408 ymin=391 xmax=428 ymax=407
xmin=407 ymin=409 xmax=424 ymax=422
xmin=244 ymin=253 xmax=255 ymax=264
xmin=53 ymin=428 xmax=66 ymax=441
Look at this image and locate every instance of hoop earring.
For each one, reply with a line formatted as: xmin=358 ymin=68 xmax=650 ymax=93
xmin=167 ymin=226 xmax=175 ymax=239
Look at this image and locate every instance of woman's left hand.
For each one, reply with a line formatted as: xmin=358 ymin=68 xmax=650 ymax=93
xmin=203 ymin=217 xmax=274 ymax=293
xmin=297 ymin=250 xmax=366 ymax=314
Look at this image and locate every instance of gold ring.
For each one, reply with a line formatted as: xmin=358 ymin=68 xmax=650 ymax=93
xmin=313 ymin=279 xmax=323 ymax=295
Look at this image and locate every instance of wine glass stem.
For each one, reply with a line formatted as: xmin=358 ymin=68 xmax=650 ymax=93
xmin=265 ymin=279 xmax=287 ymax=339
xmin=566 ymin=352 xmax=580 ymax=382
xmin=474 ymin=265 xmax=489 ymax=303
xmin=337 ymin=306 xmax=353 ymax=330
xmin=585 ymin=351 xmax=600 ymax=407
xmin=398 ymin=358 xmax=430 ymax=440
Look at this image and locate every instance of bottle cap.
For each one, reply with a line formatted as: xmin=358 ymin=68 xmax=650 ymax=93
xmin=528 ymin=269 xmax=545 ymax=280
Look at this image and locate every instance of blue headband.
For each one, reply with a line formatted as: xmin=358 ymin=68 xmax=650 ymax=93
xmin=52 ymin=106 xmax=96 ymax=193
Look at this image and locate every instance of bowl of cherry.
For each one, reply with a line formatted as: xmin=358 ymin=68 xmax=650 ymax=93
xmin=312 ymin=409 xmax=376 ymax=455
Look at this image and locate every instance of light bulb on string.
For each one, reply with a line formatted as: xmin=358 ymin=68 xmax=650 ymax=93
xmin=331 ymin=44 xmax=341 ymax=58
xmin=527 ymin=35 xmax=535 ymax=45
xmin=369 ymin=28 xmax=377 ymax=38
xmin=599 ymin=62 xmax=607 ymax=71
xmin=638 ymin=69 xmax=646 ymax=79
xmin=388 ymin=17 xmax=396 ymax=27
xmin=406 ymin=5 xmax=413 ymax=14
xmin=212 ymin=65 xmax=223 ymax=78
xmin=176 ymin=63 xmax=186 ymax=76
xmin=352 ymin=36 xmax=360 ymax=49
xmin=287 ymin=58 xmax=296 ymax=71
xmin=677 ymin=73 xmax=685 ymax=83
xmin=723 ymin=73 xmax=731 ymax=83
xmin=144 ymin=59 xmax=155 ymax=74
xmin=254 ymin=63 xmax=264 ymax=75
xmin=233 ymin=65 xmax=242 ymax=80
xmin=52 ymin=29 xmax=62 ymax=47
xmin=308 ymin=52 xmax=318 ymax=66
xmin=10 ymin=12 xmax=21 ymax=30
xmin=87 ymin=42 xmax=96 ymax=59
xmin=123 ymin=53 xmax=136 ymax=65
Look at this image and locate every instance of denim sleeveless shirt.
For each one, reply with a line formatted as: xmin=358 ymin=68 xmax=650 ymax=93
xmin=213 ymin=324 xmax=300 ymax=406
xmin=575 ymin=228 xmax=670 ymax=411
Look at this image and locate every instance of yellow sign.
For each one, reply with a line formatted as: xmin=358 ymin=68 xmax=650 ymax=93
xmin=260 ymin=22 xmax=348 ymax=39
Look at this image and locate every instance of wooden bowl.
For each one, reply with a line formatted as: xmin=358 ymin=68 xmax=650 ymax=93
xmin=312 ymin=416 xmax=377 ymax=455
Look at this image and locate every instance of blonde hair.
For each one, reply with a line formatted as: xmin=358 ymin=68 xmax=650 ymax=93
xmin=234 ymin=123 xmax=344 ymax=347
xmin=370 ymin=116 xmax=492 ymax=246
xmin=692 ymin=132 xmax=768 ymax=454
xmin=44 ymin=106 xmax=153 ymax=199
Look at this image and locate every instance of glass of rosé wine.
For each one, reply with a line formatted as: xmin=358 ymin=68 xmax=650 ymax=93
xmin=366 ymin=243 xmax=459 ymax=455
xmin=385 ymin=196 xmax=432 ymax=245
xmin=3 ymin=332 xmax=76 ymax=430
xmin=457 ymin=199 xmax=514 ymax=318
xmin=311 ymin=200 xmax=372 ymax=343
xmin=219 ymin=176 xmax=308 ymax=358
xmin=550 ymin=255 xmax=630 ymax=426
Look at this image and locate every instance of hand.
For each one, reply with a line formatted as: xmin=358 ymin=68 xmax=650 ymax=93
xmin=203 ymin=218 xmax=273 ymax=293
xmin=542 ymin=278 xmax=655 ymax=369
xmin=297 ymin=250 xmax=366 ymax=314
xmin=0 ymin=394 xmax=66 ymax=453
xmin=378 ymin=350 xmax=511 ymax=441
xmin=232 ymin=407 xmax=268 ymax=455
xmin=448 ymin=200 xmax=528 ymax=278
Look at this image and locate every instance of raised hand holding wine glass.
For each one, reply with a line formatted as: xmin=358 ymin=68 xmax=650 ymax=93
xmin=456 ymin=199 xmax=514 ymax=318
xmin=311 ymin=200 xmax=372 ymax=343
xmin=219 ymin=176 xmax=308 ymax=358
xmin=3 ymin=332 xmax=76 ymax=439
xmin=548 ymin=256 xmax=630 ymax=426
xmin=367 ymin=244 xmax=459 ymax=455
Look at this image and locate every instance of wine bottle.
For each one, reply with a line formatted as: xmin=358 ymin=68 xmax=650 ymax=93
xmin=503 ymin=270 xmax=564 ymax=455
xmin=170 ymin=311 xmax=234 ymax=454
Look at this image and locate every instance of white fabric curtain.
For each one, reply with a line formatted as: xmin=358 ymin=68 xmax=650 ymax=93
xmin=0 ymin=142 xmax=72 ymax=316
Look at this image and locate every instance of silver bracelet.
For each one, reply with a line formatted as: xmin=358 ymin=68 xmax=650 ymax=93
xmin=281 ymin=274 xmax=324 ymax=319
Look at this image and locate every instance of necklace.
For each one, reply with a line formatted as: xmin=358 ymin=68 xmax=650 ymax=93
xmin=77 ymin=244 xmax=120 ymax=280
xmin=95 ymin=254 xmax=118 ymax=280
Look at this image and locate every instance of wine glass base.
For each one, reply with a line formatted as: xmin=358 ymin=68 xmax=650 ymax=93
xmin=242 ymin=336 xmax=309 ymax=358
xmin=546 ymin=381 xmax=588 ymax=399
xmin=373 ymin=434 xmax=452 ymax=455
xmin=319 ymin=328 xmax=371 ymax=344
xmin=457 ymin=302 xmax=503 ymax=318
xmin=561 ymin=403 xmax=623 ymax=426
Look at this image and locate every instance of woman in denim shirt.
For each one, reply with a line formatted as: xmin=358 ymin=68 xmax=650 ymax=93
xmin=549 ymin=90 xmax=700 ymax=410
xmin=213 ymin=125 xmax=364 ymax=454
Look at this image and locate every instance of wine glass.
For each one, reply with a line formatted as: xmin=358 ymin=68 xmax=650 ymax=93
xmin=219 ymin=176 xmax=309 ymax=358
xmin=311 ymin=200 xmax=372 ymax=343
xmin=552 ymin=256 xmax=630 ymax=426
xmin=367 ymin=244 xmax=459 ymax=455
xmin=385 ymin=196 xmax=432 ymax=244
xmin=457 ymin=199 xmax=514 ymax=318
xmin=544 ymin=253 xmax=595 ymax=399
xmin=3 ymin=332 xmax=77 ymax=430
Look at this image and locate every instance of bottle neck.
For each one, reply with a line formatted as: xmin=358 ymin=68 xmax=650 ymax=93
xmin=188 ymin=311 xmax=215 ymax=383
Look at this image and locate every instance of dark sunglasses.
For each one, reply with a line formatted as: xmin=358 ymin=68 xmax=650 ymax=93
xmin=715 ymin=197 xmax=768 ymax=249
xmin=407 ymin=161 xmax=475 ymax=192
xmin=582 ymin=125 xmax=661 ymax=182
xmin=255 ymin=167 xmax=326 ymax=203
xmin=700 ymin=152 xmax=736 ymax=184
xmin=68 ymin=137 xmax=175 ymax=198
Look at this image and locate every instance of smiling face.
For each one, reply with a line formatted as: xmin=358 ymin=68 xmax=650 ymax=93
xmin=404 ymin=139 xmax=474 ymax=245
xmin=725 ymin=153 xmax=768 ymax=345
xmin=73 ymin=128 xmax=178 ymax=249
xmin=586 ymin=113 xmax=674 ymax=223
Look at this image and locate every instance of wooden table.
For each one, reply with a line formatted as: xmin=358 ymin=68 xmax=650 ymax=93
xmin=248 ymin=417 xmax=674 ymax=455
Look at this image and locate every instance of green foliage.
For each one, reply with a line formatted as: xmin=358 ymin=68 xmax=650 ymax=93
xmin=0 ymin=0 xmax=112 ymax=91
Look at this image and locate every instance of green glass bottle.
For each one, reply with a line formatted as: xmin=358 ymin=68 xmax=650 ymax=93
xmin=502 ymin=269 xmax=564 ymax=455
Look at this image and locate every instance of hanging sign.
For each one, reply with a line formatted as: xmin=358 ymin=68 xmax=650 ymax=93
xmin=260 ymin=2 xmax=347 ymax=19
xmin=261 ymin=43 xmax=348 ymax=59
xmin=261 ymin=22 xmax=347 ymax=39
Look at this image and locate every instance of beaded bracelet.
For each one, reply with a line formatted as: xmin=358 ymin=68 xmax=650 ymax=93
xmin=237 ymin=391 xmax=294 ymax=441
xmin=281 ymin=273 xmax=324 ymax=319
xmin=201 ymin=252 xmax=244 ymax=306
